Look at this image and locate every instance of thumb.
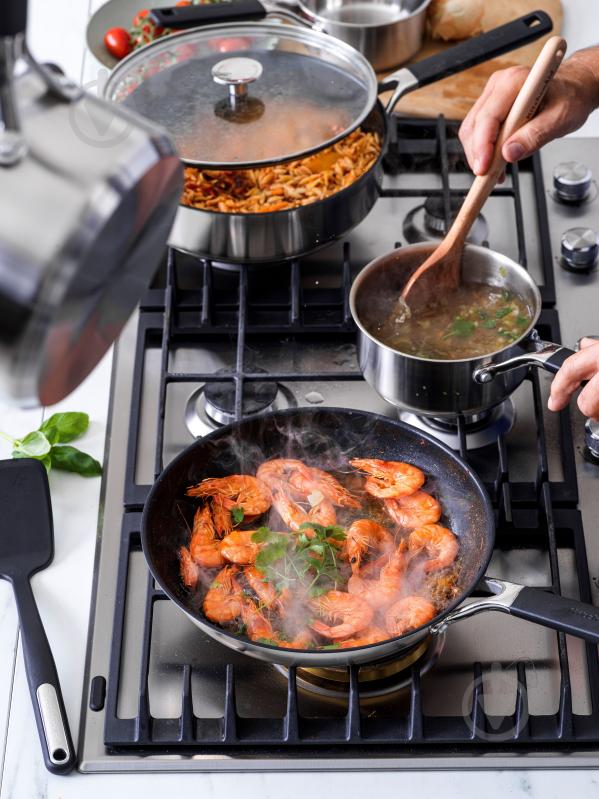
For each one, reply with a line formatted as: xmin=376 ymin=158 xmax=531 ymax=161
xmin=501 ymin=97 xmax=571 ymax=162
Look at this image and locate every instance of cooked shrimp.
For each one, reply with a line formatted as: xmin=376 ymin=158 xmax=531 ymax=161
xmin=385 ymin=596 xmax=436 ymax=636
xmin=275 ymin=629 xmax=315 ymax=649
xmin=347 ymin=547 xmax=407 ymax=610
xmin=203 ymin=566 xmax=243 ymax=623
xmin=345 ymin=519 xmax=395 ymax=573
xmin=338 ymin=626 xmax=388 ymax=648
xmin=256 ymin=459 xmax=306 ymax=488
xmin=241 ymin=600 xmax=275 ymax=642
xmin=309 ymin=590 xmax=374 ymax=640
xmin=271 ymin=485 xmax=338 ymax=531
xmin=179 ymin=546 xmax=200 ymax=590
xmin=243 ymin=565 xmax=279 ymax=609
xmin=271 ymin=484 xmax=309 ymax=530
xmin=288 ymin=466 xmax=361 ymax=509
xmin=212 ymin=494 xmax=233 ymax=536
xmin=220 ymin=529 xmax=261 ymax=565
xmin=189 ymin=505 xmax=224 ymax=568
xmin=385 ymin=491 xmax=441 ymax=529
xmin=408 ymin=524 xmax=459 ymax=573
xmin=187 ymin=475 xmax=271 ymax=532
xmin=349 ymin=458 xmax=425 ymax=498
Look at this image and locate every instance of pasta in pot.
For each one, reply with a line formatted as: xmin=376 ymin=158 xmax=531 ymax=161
xmin=181 ymin=128 xmax=381 ymax=214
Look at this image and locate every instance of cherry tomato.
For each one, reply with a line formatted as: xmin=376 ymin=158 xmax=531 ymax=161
xmin=175 ymin=1 xmax=192 ymax=5
xmin=132 ymin=9 xmax=149 ymax=26
xmin=104 ymin=27 xmax=132 ymax=60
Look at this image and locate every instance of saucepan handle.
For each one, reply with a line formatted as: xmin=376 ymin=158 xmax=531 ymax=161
xmin=431 ymin=577 xmax=599 ymax=644
xmin=473 ymin=340 xmax=576 ymax=384
xmin=150 ymin=0 xmax=269 ymax=29
xmin=380 ymin=11 xmax=553 ymax=112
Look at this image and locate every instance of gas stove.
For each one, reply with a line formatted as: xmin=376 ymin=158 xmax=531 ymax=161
xmin=78 ymin=117 xmax=599 ymax=771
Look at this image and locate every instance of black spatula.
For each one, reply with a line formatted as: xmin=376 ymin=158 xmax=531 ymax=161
xmin=0 ymin=459 xmax=75 ymax=774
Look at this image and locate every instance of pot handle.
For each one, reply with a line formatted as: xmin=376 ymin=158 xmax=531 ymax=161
xmin=380 ymin=11 xmax=553 ymax=113
xmin=473 ymin=340 xmax=576 ymax=384
xmin=431 ymin=577 xmax=599 ymax=645
xmin=150 ymin=0 xmax=269 ymax=28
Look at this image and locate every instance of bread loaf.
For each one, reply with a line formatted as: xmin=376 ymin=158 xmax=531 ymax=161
xmin=427 ymin=0 xmax=484 ymax=41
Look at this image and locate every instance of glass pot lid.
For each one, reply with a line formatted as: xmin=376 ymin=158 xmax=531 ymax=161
xmin=104 ymin=22 xmax=377 ymax=169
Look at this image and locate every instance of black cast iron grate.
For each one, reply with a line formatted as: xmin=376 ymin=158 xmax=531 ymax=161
xmin=96 ymin=116 xmax=599 ymax=755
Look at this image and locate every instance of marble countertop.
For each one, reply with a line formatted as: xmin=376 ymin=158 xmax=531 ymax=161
xmin=1 ymin=1 xmax=599 ymax=796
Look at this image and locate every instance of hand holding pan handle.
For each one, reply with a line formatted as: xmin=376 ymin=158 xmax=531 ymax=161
xmin=431 ymin=577 xmax=599 ymax=644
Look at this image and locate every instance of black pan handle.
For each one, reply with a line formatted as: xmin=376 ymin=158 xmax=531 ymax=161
xmin=150 ymin=0 xmax=268 ymax=29
xmin=381 ymin=11 xmax=553 ymax=111
xmin=11 ymin=576 xmax=76 ymax=775
xmin=509 ymin=586 xmax=599 ymax=643
xmin=0 ymin=0 xmax=28 ymax=37
xmin=408 ymin=11 xmax=552 ymax=88
xmin=431 ymin=577 xmax=599 ymax=645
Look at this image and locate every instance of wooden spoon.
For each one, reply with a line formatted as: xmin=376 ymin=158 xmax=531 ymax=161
xmin=399 ymin=35 xmax=567 ymax=313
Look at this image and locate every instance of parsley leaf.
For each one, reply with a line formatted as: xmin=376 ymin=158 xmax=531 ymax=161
xmin=231 ymin=506 xmax=245 ymax=524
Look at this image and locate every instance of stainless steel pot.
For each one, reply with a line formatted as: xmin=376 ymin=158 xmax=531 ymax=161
xmin=152 ymin=0 xmax=432 ymax=71
xmin=0 ymin=1 xmax=182 ymax=407
xmin=106 ymin=12 xmax=552 ymax=262
xmin=350 ymin=242 xmax=576 ymax=417
xmin=299 ymin=0 xmax=431 ymax=71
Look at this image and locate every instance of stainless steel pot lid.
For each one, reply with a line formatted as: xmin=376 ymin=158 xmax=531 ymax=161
xmin=104 ymin=22 xmax=378 ymax=168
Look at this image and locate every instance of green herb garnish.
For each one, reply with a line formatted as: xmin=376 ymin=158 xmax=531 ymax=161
xmin=252 ymin=523 xmax=346 ymax=597
xmin=231 ymin=506 xmax=245 ymax=524
xmin=444 ymin=318 xmax=476 ymax=338
xmin=0 ymin=412 xmax=102 ymax=477
xmin=495 ymin=307 xmax=513 ymax=319
xmin=516 ymin=316 xmax=529 ymax=326
xmin=482 ymin=319 xmax=497 ymax=329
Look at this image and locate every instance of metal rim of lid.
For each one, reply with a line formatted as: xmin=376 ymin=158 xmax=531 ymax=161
xmin=303 ymin=0 xmax=432 ymax=30
xmin=103 ymin=22 xmax=379 ymax=170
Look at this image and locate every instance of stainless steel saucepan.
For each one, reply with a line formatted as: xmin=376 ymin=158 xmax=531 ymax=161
xmin=350 ymin=242 xmax=576 ymax=417
xmin=152 ymin=0 xmax=432 ymax=71
xmin=104 ymin=12 xmax=553 ymax=263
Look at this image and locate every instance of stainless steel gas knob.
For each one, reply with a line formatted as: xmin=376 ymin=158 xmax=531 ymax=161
xmin=584 ymin=418 xmax=599 ymax=463
xmin=561 ymin=227 xmax=599 ymax=271
xmin=553 ymin=161 xmax=593 ymax=202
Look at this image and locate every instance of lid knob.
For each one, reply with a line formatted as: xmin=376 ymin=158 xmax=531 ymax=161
xmin=212 ymin=57 xmax=265 ymax=124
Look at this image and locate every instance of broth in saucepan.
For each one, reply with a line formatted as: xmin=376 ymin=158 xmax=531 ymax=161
xmin=371 ymin=282 xmax=533 ymax=360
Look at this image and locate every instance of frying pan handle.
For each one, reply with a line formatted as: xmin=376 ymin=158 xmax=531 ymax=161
xmin=150 ymin=1 xmax=268 ymax=29
xmin=381 ymin=11 xmax=553 ymax=113
xmin=11 ymin=576 xmax=76 ymax=775
xmin=431 ymin=577 xmax=599 ymax=644
xmin=473 ymin=340 xmax=576 ymax=383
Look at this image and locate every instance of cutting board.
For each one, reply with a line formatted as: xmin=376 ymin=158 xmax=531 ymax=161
xmin=387 ymin=0 xmax=563 ymax=120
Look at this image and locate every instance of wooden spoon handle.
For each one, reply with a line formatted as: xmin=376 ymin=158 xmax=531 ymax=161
xmin=447 ymin=35 xmax=567 ymax=249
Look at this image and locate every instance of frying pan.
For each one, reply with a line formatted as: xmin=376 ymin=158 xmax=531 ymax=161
xmin=141 ymin=408 xmax=599 ymax=667
xmin=104 ymin=12 xmax=553 ymax=262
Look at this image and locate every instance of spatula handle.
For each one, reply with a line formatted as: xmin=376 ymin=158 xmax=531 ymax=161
xmin=12 ymin=576 xmax=75 ymax=775
xmin=450 ymin=36 xmax=567 ymax=246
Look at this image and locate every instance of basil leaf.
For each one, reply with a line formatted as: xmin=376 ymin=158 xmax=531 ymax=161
xmin=13 ymin=431 xmax=52 ymax=458
xmin=50 ymin=445 xmax=102 ymax=477
xmin=495 ymin=307 xmax=513 ymax=319
xmin=40 ymin=412 xmax=89 ymax=444
xmin=482 ymin=319 xmax=496 ymax=329
xmin=231 ymin=506 xmax=244 ymax=524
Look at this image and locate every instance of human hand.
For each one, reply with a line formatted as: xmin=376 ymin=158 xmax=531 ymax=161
xmin=459 ymin=48 xmax=599 ymax=176
xmin=548 ymin=338 xmax=599 ymax=419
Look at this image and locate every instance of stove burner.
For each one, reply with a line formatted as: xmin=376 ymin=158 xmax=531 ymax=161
xmin=203 ymin=368 xmax=278 ymax=425
xmin=273 ymin=634 xmax=445 ymax=699
xmin=403 ymin=195 xmax=489 ymax=245
xmin=400 ymin=399 xmax=516 ymax=450
xmin=185 ymin=374 xmax=296 ymax=437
